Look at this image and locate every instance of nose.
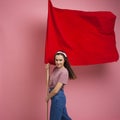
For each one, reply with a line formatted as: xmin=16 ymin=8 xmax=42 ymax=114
xmin=56 ymin=60 xmax=61 ymax=64
xmin=56 ymin=61 xmax=60 ymax=64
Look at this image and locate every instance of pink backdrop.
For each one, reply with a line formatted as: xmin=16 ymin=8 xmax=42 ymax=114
xmin=0 ymin=0 xmax=120 ymax=120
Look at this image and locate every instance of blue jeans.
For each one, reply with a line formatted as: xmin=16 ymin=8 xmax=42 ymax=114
xmin=50 ymin=89 xmax=72 ymax=120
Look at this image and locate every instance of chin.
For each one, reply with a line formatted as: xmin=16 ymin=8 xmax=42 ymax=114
xmin=56 ymin=65 xmax=62 ymax=68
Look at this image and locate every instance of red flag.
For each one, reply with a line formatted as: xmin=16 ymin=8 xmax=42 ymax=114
xmin=44 ymin=0 xmax=119 ymax=65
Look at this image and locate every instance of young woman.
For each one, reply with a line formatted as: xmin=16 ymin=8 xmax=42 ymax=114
xmin=46 ymin=51 xmax=76 ymax=120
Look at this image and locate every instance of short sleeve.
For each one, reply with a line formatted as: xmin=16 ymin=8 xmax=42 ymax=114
xmin=58 ymin=69 xmax=69 ymax=85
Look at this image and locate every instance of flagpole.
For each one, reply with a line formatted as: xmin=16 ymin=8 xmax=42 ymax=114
xmin=46 ymin=63 xmax=50 ymax=120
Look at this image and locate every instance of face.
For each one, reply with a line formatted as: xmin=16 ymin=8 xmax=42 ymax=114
xmin=55 ymin=54 xmax=65 ymax=68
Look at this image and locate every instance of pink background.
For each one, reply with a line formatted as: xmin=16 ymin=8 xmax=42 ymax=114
xmin=0 ymin=0 xmax=120 ymax=120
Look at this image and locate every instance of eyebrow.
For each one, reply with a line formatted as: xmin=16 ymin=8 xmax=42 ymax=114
xmin=55 ymin=58 xmax=63 ymax=60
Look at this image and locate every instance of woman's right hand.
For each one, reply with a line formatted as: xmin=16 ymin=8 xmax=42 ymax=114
xmin=45 ymin=63 xmax=50 ymax=70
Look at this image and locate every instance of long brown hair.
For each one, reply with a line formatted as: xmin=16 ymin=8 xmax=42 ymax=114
xmin=55 ymin=51 xmax=76 ymax=80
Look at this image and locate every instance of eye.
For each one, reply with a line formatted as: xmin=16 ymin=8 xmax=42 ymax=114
xmin=55 ymin=59 xmax=58 ymax=61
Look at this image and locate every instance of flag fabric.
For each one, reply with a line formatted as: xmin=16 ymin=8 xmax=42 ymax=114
xmin=44 ymin=0 xmax=119 ymax=65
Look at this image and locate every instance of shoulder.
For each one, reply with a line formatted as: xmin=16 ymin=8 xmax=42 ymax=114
xmin=53 ymin=67 xmax=68 ymax=75
xmin=58 ymin=67 xmax=69 ymax=84
xmin=60 ymin=67 xmax=68 ymax=75
xmin=62 ymin=67 xmax=68 ymax=73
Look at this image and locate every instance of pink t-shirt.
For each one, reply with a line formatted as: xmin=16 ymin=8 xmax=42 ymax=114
xmin=49 ymin=67 xmax=69 ymax=88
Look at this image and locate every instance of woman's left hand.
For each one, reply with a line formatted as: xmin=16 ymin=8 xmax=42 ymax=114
xmin=46 ymin=96 xmax=49 ymax=103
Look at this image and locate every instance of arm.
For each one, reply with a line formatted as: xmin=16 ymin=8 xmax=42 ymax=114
xmin=46 ymin=82 xmax=63 ymax=102
xmin=45 ymin=63 xmax=50 ymax=90
xmin=45 ymin=63 xmax=50 ymax=81
xmin=45 ymin=63 xmax=50 ymax=102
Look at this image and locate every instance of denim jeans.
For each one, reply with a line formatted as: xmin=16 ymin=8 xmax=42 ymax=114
xmin=50 ymin=89 xmax=72 ymax=120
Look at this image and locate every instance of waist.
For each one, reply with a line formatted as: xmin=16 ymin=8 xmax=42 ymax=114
xmin=49 ymin=87 xmax=63 ymax=92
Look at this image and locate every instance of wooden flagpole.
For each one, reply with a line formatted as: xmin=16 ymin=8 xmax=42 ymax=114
xmin=46 ymin=63 xmax=50 ymax=120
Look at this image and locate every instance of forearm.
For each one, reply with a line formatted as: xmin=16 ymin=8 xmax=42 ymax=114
xmin=46 ymin=82 xmax=63 ymax=102
xmin=47 ymin=89 xmax=58 ymax=99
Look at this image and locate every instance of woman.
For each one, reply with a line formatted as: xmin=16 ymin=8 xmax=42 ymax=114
xmin=46 ymin=51 xmax=76 ymax=120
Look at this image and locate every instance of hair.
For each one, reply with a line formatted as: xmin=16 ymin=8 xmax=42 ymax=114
xmin=55 ymin=51 xmax=76 ymax=80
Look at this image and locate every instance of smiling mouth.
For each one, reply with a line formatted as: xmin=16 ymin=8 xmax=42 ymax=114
xmin=57 ymin=64 xmax=61 ymax=66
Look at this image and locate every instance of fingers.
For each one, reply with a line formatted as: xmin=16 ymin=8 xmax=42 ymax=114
xmin=45 ymin=97 xmax=49 ymax=103
xmin=45 ymin=63 xmax=50 ymax=70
